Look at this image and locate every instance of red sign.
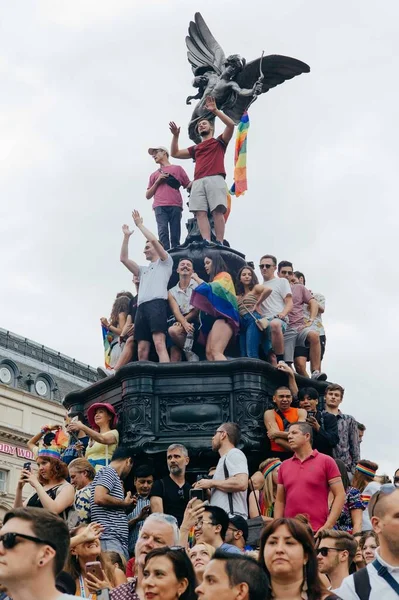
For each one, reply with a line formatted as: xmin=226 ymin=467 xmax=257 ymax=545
xmin=0 ymin=443 xmax=34 ymax=460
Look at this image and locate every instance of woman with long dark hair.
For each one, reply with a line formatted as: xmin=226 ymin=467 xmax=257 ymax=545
xmin=235 ymin=266 xmax=272 ymax=358
xmin=67 ymin=523 xmax=121 ymax=596
xmin=100 ymin=294 xmax=130 ymax=370
xmin=143 ymin=547 xmax=197 ymax=600
xmin=259 ymin=518 xmax=339 ymax=600
xmin=191 ymin=253 xmax=239 ymax=360
xmin=332 ymin=459 xmax=365 ymax=534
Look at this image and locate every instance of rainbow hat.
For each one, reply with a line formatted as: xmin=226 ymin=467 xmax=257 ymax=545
xmin=356 ymin=463 xmax=377 ymax=477
xmin=38 ymin=446 xmax=61 ymax=460
xmin=262 ymin=459 xmax=282 ymax=478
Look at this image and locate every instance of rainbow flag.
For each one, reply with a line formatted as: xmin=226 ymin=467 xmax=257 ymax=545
xmin=101 ymin=324 xmax=114 ymax=369
xmin=230 ymin=112 xmax=249 ymax=197
xmin=191 ymin=272 xmax=239 ymax=343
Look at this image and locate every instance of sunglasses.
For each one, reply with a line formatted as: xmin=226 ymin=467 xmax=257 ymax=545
xmin=280 ymin=270 xmax=293 ymax=275
xmin=169 ymin=546 xmax=186 ymax=552
xmin=177 ymin=489 xmax=185 ymax=500
xmin=370 ymin=484 xmax=396 ymax=517
xmin=316 ymin=547 xmax=341 ymax=557
xmin=259 ymin=264 xmax=274 ymax=270
xmin=0 ymin=532 xmax=56 ymax=551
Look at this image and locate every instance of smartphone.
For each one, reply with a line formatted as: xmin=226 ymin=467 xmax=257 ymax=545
xmin=307 ymin=411 xmax=316 ymax=419
xmin=189 ymin=488 xmax=204 ymax=501
xmin=23 ymin=462 xmax=31 ymax=471
xmin=85 ymin=561 xmax=103 ymax=580
xmin=97 ymin=590 xmax=110 ymax=600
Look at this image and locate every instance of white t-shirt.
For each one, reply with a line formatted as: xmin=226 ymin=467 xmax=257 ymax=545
xmin=169 ymin=279 xmax=198 ymax=315
xmin=138 ymin=254 xmax=173 ymax=305
xmin=361 ymin=481 xmax=381 ymax=530
xmin=260 ymin=277 xmax=292 ymax=318
xmin=210 ymin=448 xmax=249 ymax=518
xmin=335 ymin=549 xmax=399 ymax=599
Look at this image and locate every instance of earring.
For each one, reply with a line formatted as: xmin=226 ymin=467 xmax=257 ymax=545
xmin=39 ymin=560 xmax=44 ymax=566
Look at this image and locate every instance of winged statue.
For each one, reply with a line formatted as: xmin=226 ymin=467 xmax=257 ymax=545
xmin=186 ymin=13 xmax=310 ymax=143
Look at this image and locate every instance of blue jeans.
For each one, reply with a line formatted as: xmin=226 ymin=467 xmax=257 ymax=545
xmin=239 ymin=312 xmax=262 ymax=358
xmin=154 ymin=206 xmax=182 ymax=250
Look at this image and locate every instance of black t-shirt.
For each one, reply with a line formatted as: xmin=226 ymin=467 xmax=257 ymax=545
xmin=313 ymin=411 xmax=339 ymax=456
xmin=150 ymin=476 xmax=191 ymax=525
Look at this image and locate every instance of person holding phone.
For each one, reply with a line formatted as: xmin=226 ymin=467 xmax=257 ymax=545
xmin=127 ymin=465 xmax=154 ymax=556
xmin=146 ymin=146 xmax=191 ymax=250
xmin=14 ymin=447 xmax=75 ymax=522
xmin=67 ymin=523 xmax=123 ymax=597
xmin=298 ymin=387 xmax=339 ymax=457
xmin=235 ymin=265 xmax=272 ymax=358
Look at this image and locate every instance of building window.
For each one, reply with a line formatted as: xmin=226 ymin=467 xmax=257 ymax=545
xmin=0 ymin=470 xmax=7 ymax=493
xmin=34 ymin=373 xmax=55 ymax=399
xmin=0 ymin=359 xmax=20 ymax=387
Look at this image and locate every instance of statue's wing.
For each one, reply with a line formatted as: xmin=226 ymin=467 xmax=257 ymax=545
xmin=186 ymin=12 xmax=226 ymax=75
xmin=224 ymin=54 xmax=310 ymax=123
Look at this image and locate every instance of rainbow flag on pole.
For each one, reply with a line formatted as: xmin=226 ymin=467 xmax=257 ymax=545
xmin=230 ymin=112 xmax=249 ymax=197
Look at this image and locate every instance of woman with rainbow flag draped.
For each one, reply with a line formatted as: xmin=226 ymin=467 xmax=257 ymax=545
xmin=191 ymin=253 xmax=239 ymax=361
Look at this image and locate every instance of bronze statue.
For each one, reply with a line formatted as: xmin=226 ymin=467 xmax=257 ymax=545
xmin=186 ymin=13 xmax=310 ymax=142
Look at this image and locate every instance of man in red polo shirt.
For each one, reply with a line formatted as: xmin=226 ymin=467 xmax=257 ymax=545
xmin=274 ymin=422 xmax=346 ymax=535
xmin=169 ymin=96 xmax=235 ymax=245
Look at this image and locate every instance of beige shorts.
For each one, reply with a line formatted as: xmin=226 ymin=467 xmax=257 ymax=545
xmin=189 ymin=175 xmax=227 ymax=214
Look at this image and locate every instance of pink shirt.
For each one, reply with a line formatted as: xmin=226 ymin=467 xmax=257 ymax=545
xmin=148 ymin=165 xmax=190 ymax=209
xmin=278 ymin=450 xmax=340 ymax=531
xmin=289 ymin=283 xmax=313 ymax=330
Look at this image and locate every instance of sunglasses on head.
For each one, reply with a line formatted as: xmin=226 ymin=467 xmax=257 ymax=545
xmin=370 ymin=484 xmax=396 ymax=517
xmin=0 ymin=532 xmax=56 ymax=550
xmin=259 ymin=264 xmax=275 ymax=270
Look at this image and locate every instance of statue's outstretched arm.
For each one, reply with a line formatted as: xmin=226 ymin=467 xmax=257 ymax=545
xmin=229 ymin=80 xmax=260 ymax=97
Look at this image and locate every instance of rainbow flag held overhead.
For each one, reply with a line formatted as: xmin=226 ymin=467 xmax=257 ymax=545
xmin=230 ymin=112 xmax=250 ymax=197
xmin=191 ymin=272 xmax=239 ymax=343
xmin=101 ymin=324 xmax=114 ymax=369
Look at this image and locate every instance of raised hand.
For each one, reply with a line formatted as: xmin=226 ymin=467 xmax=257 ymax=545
xmin=204 ymin=96 xmax=217 ymax=113
xmin=80 ymin=522 xmax=104 ymax=543
xmin=122 ymin=224 xmax=134 ymax=237
xmin=169 ymin=121 xmax=181 ymax=136
xmin=132 ymin=210 xmax=143 ymax=227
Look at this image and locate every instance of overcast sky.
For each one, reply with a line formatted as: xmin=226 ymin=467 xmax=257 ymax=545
xmin=1 ymin=1 xmax=397 ymax=476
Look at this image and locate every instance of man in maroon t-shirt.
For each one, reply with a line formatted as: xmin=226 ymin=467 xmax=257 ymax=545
xmin=274 ymin=421 xmax=345 ymax=535
xmin=169 ymin=96 xmax=235 ymax=244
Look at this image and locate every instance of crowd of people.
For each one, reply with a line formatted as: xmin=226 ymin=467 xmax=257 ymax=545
xmin=97 ymin=210 xmax=329 ymax=379
xmin=1 ymin=99 xmax=397 ymax=600
xmin=1 ymin=397 xmax=398 ymax=600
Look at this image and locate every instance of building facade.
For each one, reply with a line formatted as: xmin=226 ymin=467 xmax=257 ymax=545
xmin=0 ymin=327 xmax=97 ymax=518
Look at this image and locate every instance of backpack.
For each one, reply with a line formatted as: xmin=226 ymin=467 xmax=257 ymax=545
xmin=353 ymin=568 xmax=371 ymax=600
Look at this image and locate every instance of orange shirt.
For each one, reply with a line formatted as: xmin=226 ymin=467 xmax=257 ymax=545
xmin=270 ymin=407 xmax=300 ymax=452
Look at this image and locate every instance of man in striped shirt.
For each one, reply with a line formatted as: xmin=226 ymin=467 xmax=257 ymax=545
xmin=91 ymin=447 xmax=136 ymax=559
xmin=128 ymin=465 xmax=154 ymax=555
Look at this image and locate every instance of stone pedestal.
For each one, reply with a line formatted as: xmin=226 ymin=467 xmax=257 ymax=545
xmin=63 ymin=359 xmax=329 ymax=476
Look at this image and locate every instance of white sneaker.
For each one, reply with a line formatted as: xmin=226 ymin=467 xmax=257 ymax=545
xmin=185 ymin=351 xmax=200 ymax=362
xmin=311 ymin=370 xmax=327 ymax=381
xmin=97 ymin=366 xmax=115 ymax=379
